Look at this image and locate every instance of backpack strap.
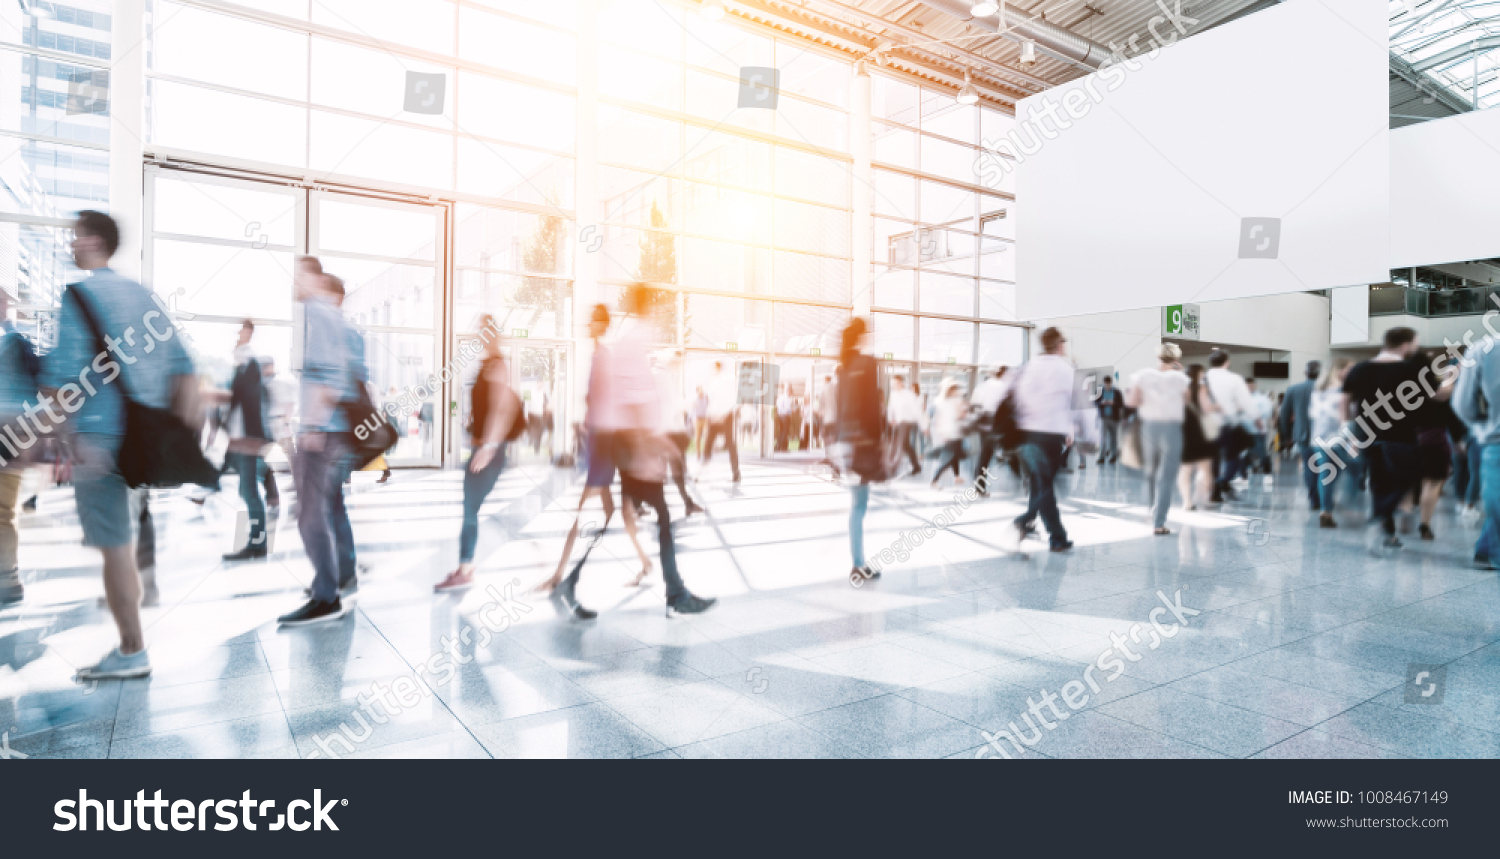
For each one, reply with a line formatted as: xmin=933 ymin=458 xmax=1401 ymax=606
xmin=66 ymin=283 xmax=138 ymax=403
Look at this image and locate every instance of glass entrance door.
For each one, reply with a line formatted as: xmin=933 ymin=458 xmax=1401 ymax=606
xmin=308 ymin=191 xmax=446 ymax=466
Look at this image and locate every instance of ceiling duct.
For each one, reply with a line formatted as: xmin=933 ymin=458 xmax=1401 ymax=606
xmin=915 ymin=0 xmax=1115 ymax=69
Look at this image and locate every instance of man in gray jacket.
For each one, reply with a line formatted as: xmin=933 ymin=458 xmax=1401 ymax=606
xmin=1280 ymin=360 xmax=1320 ymax=509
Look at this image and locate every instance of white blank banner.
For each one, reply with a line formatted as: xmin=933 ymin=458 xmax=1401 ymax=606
xmin=1391 ymin=110 xmax=1500 ymax=268
xmin=1015 ymin=0 xmax=1388 ymax=319
xmin=1330 ymin=285 xmax=1370 ymax=345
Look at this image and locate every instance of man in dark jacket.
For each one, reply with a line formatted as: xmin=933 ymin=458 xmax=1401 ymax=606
xmin=1094 ymin=376 xmax=1124 ymax=464
xmin=223 ymin=320 xmax=273 ymax=561
xmin=1279 ymin=360 xmax=1319 ymax=509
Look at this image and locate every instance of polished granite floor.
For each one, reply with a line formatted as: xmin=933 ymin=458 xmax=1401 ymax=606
xmin=2 ymin=450 xmax=1498 ymax=759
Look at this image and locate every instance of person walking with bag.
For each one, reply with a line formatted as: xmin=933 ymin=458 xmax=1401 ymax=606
xmin=435 ymin=316 xmax=521 ymax=593
xmin=1178 ymin=364 xmax=1221 ymax=511
xmin=930 ymin=378 xmax=968 ymax=489
xmin=44 ymin=211 xmax=199 ymax=679
xmin=838 ymin=318 xmax=888 ymax=580
xmin=220 ymin=320 xmax=274 ymax=562
xmin=1009 ymin=327 xmax=1075 ymax=552
xmin=1126 ymin=343 xmax=1189 ymax=534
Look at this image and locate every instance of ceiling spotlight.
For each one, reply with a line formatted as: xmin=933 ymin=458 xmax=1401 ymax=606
xmin=971 ymin=2 xmax=1000 ymax=15
xmin=956 ymin=68 xmax=979 ymax=105
xmin=700 ymin=0 xmax=726 ymax=21
xmin=1019 ymin=40 xmax=1037 ymax=66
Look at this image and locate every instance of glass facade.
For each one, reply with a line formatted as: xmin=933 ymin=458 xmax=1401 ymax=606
xmin=1 ymin=0 xmax=1029 ymax=462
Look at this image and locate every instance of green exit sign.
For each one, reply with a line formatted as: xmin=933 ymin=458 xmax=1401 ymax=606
xmin=725 ymin=342 xmax=738 ymax=351
xmin=883 ymin=352 xmax=893 ymax=360
xmin=513 ymin=328 xmax=529 ymax=338
xmin=947 ymin=357 xmax=957 ymax=364
xmin=522 ymin=391 xmax=531 ymax=401
xmin=810 ymin=347 xmax=820 ymax=356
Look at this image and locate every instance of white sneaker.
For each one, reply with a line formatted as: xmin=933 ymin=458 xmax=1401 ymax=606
xmin=1462 ymin=506 xmax=1483 ymax=527
xmin=77 ymin=647 xmax=151 ymax=680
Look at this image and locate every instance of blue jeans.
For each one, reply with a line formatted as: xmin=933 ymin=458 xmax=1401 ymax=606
xmin=849 ymin=483 xmax=870 ymax=568
xmin=226 ymin=451 xmax=266 ymax=547
xmin=1309 ymin=447 xmax=1339 ymax=512
xmin=459 ymin=447 xmax=507 ymax=563
xmin=294 ymin=434 xmax=352 ymax=602
xmin=1468 ymin=441 xmax=1483 ymax=508
xmin=1477 ymin=445 xmax=1500 ymax=560
xmin=1017 ymin=431 xmax=1068 ymax=548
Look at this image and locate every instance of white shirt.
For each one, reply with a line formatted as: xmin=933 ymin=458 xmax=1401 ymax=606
xmin=1206 ymin=367 xmax=1256 ymax=426
xmin=706 ymin=368 xmax=737 ymax=419
xmin=887 ymin=388 xmax=923 ymax=424
xmin=818 ymin=381 xmax=839 ymax=423
xmin=1129 ymin=367 xmax=1189 ymax=423
xmin=1249 ymin=391 xmax=1274 ymax=430
xmin=971 ymin=376 xmax=1008 ymax=415
xmin=600 ymin=318 xmax=659 ymax=430
xmin=931 ymin=396 xmax=966 ymax=443
xmin=1014 ymin=354 xmax=1076 ymax=435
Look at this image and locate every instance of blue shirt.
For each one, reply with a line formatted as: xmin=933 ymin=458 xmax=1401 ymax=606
xmin=1456 ymin=343 xmax=1500 ymax=444
xmin=0 ymin=322 xmax=37 ymax=416
xmin=42 ymin=269 xmax=193 ymax=437
xmin=298 ymin=295 xmax=357 ymax=433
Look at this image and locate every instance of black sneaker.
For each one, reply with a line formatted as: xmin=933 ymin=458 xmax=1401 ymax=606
xmin=1319 ymin=512 xmax=1336 ymax=529
xmin=1049 ymin=541 xmax=1074 ymax=553
xmin=21 ymin=495 xmax=36 ymax=512
xmin=277 ymin=598 xmax=349 ymax=626
xmin=1383 ymin=534 xmax=1403 ymax=549
xmin=554 ymin=583 xmax=596 ymax=621
xmin=223 ymin=545 xmax=268 ymax=562
xmin=1475 ymin=554 xmax=1496 ymax=571
xmin=666 ymin=592 xmax=717 ymax=617
xmin=1419 ymin=524 xmax=1435 ymax=541
xmin=0 ymin=579 xmax=21 ymax=607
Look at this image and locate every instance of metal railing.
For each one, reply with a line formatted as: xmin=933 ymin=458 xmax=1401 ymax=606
xmin=1369 ymin=285 xmax=1500 ymax=318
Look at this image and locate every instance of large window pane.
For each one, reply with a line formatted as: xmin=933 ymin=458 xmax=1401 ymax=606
xmin=471 ymin=0 xmax=578 ymax=29
xmin=598 ymin=108 xmax=680 ymax=172
xmin=873 ymin=169 xmax=916 ymax=219
xmin=455 ymin=270 xmax=572 ymax=339
xmin=0 ymin=137 xmax=108 ymax=217
xmin=920 ymin=135 xmax=982 ymax=187
xmin=685 ymin=294 xmax=768 ymax=351
xmin=681 ymin=237 xmax=769 ymax=294
xmin=599 ymin=46 xmax=682 ymax=111
xmin=870 ymin=266 xmax=913 ymax=312
xmin=7 ymin=49 xmax=111 ymax=146
xmin=151 ymin=80 xmax=307 ymax=167
xmin=600 ymin=167 xmax=680 ymax=229
xmin=153 ymin=175 xmax=297 ymax=246
xmin=685 ymin=184 xmax=771 ymax=244
xmin=684 ymin=128 xmax=772 ymax=190
xmin=977 ymin=323 xmax=1025 ymax=368
xmin=596 ymin=225 xmax=677 ymax=284
xmin=325 ymin=257 xmax=436 ymax=329
xmin=152 ymin=240 xmax=294 ymax=320
xmin=774 ymin=250 xmax=848 ymax=304
xmin=775 ymin=147 xmax=849 ymax=208
xmin=310 ymin=111 xmax=453 ymax=190
xmin=919 ymin=179 xmax=975 ymax=230
xmin=919 ymin=271 xmax=975 ymax=317
xmin=459 ymin=6 xmax=575 ymax=84
xmin=154 ymin=3 xmax=306 ymax=101
xmin=313 ymin=0 xmax=455 ymax=55
xmin=979 ymin=237 xmax=1015 ymax=281
xmin=458 ymin=73 xmax=574 ymax=151
xmin=685 ymin=69 xmax=773 ymax=136
xmin=871 ymin=75 xmax=918 ymax=127
xmin=867 ymin=312 xmax=914 ymax=361
xmin=923 ymin=229 xmax=977 ymax=275
xmin=600 ymin=0 xmax=683 ymax=60
xmin=457 ymin=138 xmax=574 ymax=208
xmin=685 ymin=16 xmax=770 ymax=75
xmin=317 ymin=199 xmax=438 ymax=261
xmin=455 ymin=204 xmax=573 ymax=276
xmin=775 ymin=96 xmax=847 ymax=151
xmin=773 ymin=303 xmax=847 ymax=355
xmin=979 ymin=279 xmax=1017 ymax=321
xmin=311 ymin=38 xmax=452 ymax=131
xmin=922 ymin=97 xmax=976 ymax=144
xmin=872 ymin=121 xmax=915 ymax=169
xmin=3 ymin=0 xmax=113 ymax=61
xmin=875 ymin=218 xmax=918 ymax=267
xmin=773 ymin=199 xmax=849 ymax=256
xmin=919 ymin=317 xmax=974 ymax=364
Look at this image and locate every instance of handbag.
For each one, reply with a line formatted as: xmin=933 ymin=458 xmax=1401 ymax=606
xmin=70 ymin=286 xmax=220 ymax=490
xmin=992 ymin=367 xmax=1026 ymax=451
xmin=345 ymin=378 xmax=400 ymax=471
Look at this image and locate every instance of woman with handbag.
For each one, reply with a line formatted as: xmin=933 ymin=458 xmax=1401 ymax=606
xmin=836 ymin=318 xmax=886 ymax=581
xmin=1179 ymin=364 xmax=1222 ymax=511
xmin=435 ymin=316 xmax=522 ymax=593
xmin=1127 ymin=343 xmax=1189 ymax=534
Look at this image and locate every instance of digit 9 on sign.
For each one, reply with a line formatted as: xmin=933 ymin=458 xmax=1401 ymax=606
xmin=1171 ymin=309 xmax=1182 ymax=332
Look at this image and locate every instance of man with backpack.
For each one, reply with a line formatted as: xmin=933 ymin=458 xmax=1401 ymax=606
xmin=0 ymin=287 xmax=38 ymax=606
xmin=279 ymin=258 xmax=363 ymax=626
xmin=43 ymin=210 xmax=197 ymax=680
